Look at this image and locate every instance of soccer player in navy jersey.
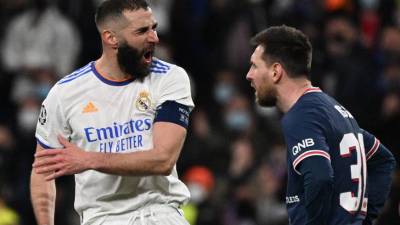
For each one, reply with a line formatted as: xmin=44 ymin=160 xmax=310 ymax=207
xmin=246 ymin=25 xmax=396 ymax=225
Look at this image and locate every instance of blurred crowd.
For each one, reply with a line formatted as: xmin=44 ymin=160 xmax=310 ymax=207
xmin=0 ymin=0 xmax=399 ymax=225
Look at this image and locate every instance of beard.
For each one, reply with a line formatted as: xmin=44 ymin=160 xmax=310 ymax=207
xmin=117 ymin=42 xmax=152 ymax=81
xmin=256 ymin=85 xmax=277 ymax=107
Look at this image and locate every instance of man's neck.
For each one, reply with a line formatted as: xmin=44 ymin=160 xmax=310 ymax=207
xmin=95 ymin=54 xmax=132 ymax=81
xmin=276 ymin=78 xmax=312 ymax=113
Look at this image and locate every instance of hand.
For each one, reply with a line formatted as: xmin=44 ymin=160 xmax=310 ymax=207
xmin=33 ymin=135 xmax=91 ymax=181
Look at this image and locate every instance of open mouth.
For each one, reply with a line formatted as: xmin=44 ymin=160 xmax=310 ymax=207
xmin=143 ymin=49 xmax=154 ymax=64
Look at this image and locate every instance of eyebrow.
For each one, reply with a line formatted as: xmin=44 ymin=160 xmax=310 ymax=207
xmin=135 ymin=22 xmax=158 ymax=33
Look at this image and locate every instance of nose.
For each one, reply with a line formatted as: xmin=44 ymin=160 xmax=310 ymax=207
xmin=246 ymin=70 xmax=252 ymax=81
xmin=148 ymin=30 xmax=159 ymax=43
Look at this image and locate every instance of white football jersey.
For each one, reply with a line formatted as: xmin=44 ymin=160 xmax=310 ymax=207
xmin=35 ymin=58 xmax=194 ymax=223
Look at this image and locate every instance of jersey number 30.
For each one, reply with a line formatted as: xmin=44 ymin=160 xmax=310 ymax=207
xmin=339 ymin=133 xmax=368 ymax=214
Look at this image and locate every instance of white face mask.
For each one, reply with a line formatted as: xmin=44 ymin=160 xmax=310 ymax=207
xmin=187 ymin=183 xmax=207 ymax=204
xmin=225 ymin=110 xmax=251 ymax=132
xmin=214 ymin=83 xmax=235 ymax=104
xmin=18 ymin=108 xmax=40 ymax=132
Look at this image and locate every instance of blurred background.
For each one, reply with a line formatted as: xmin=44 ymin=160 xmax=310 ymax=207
xmin=0 ymin=0 xmax=399 ymax=224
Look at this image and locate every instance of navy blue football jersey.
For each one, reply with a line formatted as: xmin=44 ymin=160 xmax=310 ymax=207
xmin=282 ymin=87 xmax=382 ymax=225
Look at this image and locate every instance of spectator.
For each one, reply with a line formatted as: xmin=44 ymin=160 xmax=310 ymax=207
xmin=1 ymin=0 xmax=81 ymax=77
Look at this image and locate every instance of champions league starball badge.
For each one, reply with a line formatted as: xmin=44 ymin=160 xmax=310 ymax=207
xmin=136 ymin=91 xmax=152 ymax=111
xmin=38 ymin=105 xmax=47 ymax=125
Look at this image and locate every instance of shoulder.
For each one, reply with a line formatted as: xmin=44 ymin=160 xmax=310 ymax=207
xmin=150 ymin=58 xmax=188 ymax=76
xmin=283 ymin=93 xmax=330 ymax=130
xmin=149 ymin=58 xmax=190 ymax=84
xmin=57 ymin=62 xmax=94 ymax=86
xmin=7 ymin=11 xmax=34 ymax=30
xmin=150 ymin=58 xmax=173 ymax=74
xmin=47 ymin=62 xmax=94 ymax=100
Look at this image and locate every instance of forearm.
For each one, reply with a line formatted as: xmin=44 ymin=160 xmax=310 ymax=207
xmin=34 ymin=123 xmax=187 ymax=179
xmin=30 ymin=171 xmax=56 ymax=225
xmin=304 ymin=178 xmax=333 ymax=225
xmin=365 ymin=144 xmax=396 ymax=224
xmin=300 ymin=157 xmax=334 ymax=225
xmin=88 ymin=123 xmax=186 ymax=176
xmin=89 ymin=146 xmax=180 ymax=176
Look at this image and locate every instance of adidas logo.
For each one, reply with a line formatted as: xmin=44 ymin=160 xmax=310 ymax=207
xmin=83 ymin=102 xmax=98 ymax=113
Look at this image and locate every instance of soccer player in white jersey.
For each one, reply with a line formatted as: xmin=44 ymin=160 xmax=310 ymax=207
xmin=30 ymin=1 xmax=193 ymax=224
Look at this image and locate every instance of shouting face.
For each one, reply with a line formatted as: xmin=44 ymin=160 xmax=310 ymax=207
xmin=246 ymin=45 xmax=277 ymax=107
xmin=116 ymin=8 xmax=159 ymax=80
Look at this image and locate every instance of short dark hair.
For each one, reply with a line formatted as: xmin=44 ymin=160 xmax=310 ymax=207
xmin=251 ymin=25 xmax=312 ymax=78
xmin=95 ymin=0 xmax=149 ymax=28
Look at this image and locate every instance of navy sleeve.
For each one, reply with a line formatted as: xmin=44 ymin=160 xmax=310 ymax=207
xmin=360 ymin=128 xmax=381 ymax=161
xmin=360 ymin=129 xmax=396 ymax=225
xmin=282 ymin=108 xmax=331 ymax=175
xmin=154 ymin=100 xmax=191 ymax=129
xmin=298 ymin=156 xmax=334 ymax=225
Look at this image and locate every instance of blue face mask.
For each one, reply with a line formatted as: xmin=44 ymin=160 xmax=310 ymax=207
xmin=225 ymin=110 xmax=251 ymax=132
xmin=359 ymin=0 xmax=378 ymax=9
xmin=36 ymin=83 xmax=51 ymax=100
xmin=214 ymin=83 xmax=235 ymax=104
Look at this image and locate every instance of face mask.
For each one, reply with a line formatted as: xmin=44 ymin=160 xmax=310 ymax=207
xmin=225 ymin=110 xmax=251 ymax=131
xmin=187 ymin=183 xmax=207 ymax=204
xmin=117 ymin=41 xmax=152 ymax=81
xmin=18 ymin=108 xmax=40 ymax=132
xmin=214 ymin=83 xmax=235 ymax=104
xmin=359 ymin=0 xmax=378 ymax=9
xmin=36 ymin=83 xmax=51 ymax=100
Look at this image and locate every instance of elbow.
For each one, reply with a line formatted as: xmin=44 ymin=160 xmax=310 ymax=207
xmin=158 ymin=160 xmax=175 ymax=176
xmin=316 ymin=169 xmax=333 ymax=183
xmin=390 ymin=157 xmax=397 ymax=171
xmin=155 ymin=153 xmax=176 ymax=176
xmin=311 ymin=172 xmax=333 ymax=190
xmin=384 ymin=152 xmax=397 ymax=173
xmin=159 ymin=168 xmax=173 ymax=176
xmin=317 ymin=175 xmax=333 ymax=187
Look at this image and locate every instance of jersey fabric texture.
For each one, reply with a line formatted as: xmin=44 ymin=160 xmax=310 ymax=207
xmin=282 ymin=87 xmax=395 ymax=225
xmin=85 ymin=204 xmax=189 ymax=225
xmin=35 ymin=58 xmax=194 ymax=224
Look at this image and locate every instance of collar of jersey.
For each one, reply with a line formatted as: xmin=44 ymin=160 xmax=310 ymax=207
xmin=302 ymin=87 xmax=322 ymax=95
xmin=91 ymin=62 xmax=135 ymax=86
xmin=284 ymin=86 xmax=323 ymax=116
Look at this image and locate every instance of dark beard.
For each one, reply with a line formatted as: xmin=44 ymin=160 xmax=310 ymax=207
xmin=258 ymin=95 xmax=277 ymax=107
xmin=257 ymin=89 xmax=277 ymax=107
xmin=117 ymin=42 xmax=150 ymax=81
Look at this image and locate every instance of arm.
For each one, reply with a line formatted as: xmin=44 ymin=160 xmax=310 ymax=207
xmin=282 ymin=106 xmax=333 ymax=225
xmin=364 ymin=142 xmax=396 ymax=225
xmin=30 ymin=144 xmax=56 ymax=225
xmin=33 ymin=121 xmax=187 ymax=179
xmin=299 ymin=156 xmax=334 ymax=225
xmin=92 ymin=121 xmax=186 ymax=176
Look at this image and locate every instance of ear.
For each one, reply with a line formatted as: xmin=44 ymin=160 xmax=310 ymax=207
xmin=101 ymin=30 xmax=119 ymax=49
xmin=271 ymin=63 xmax=284 ymax=83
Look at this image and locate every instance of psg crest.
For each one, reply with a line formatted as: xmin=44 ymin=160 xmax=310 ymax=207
xmin=38 ymin=105 xmax=47 ymax=125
